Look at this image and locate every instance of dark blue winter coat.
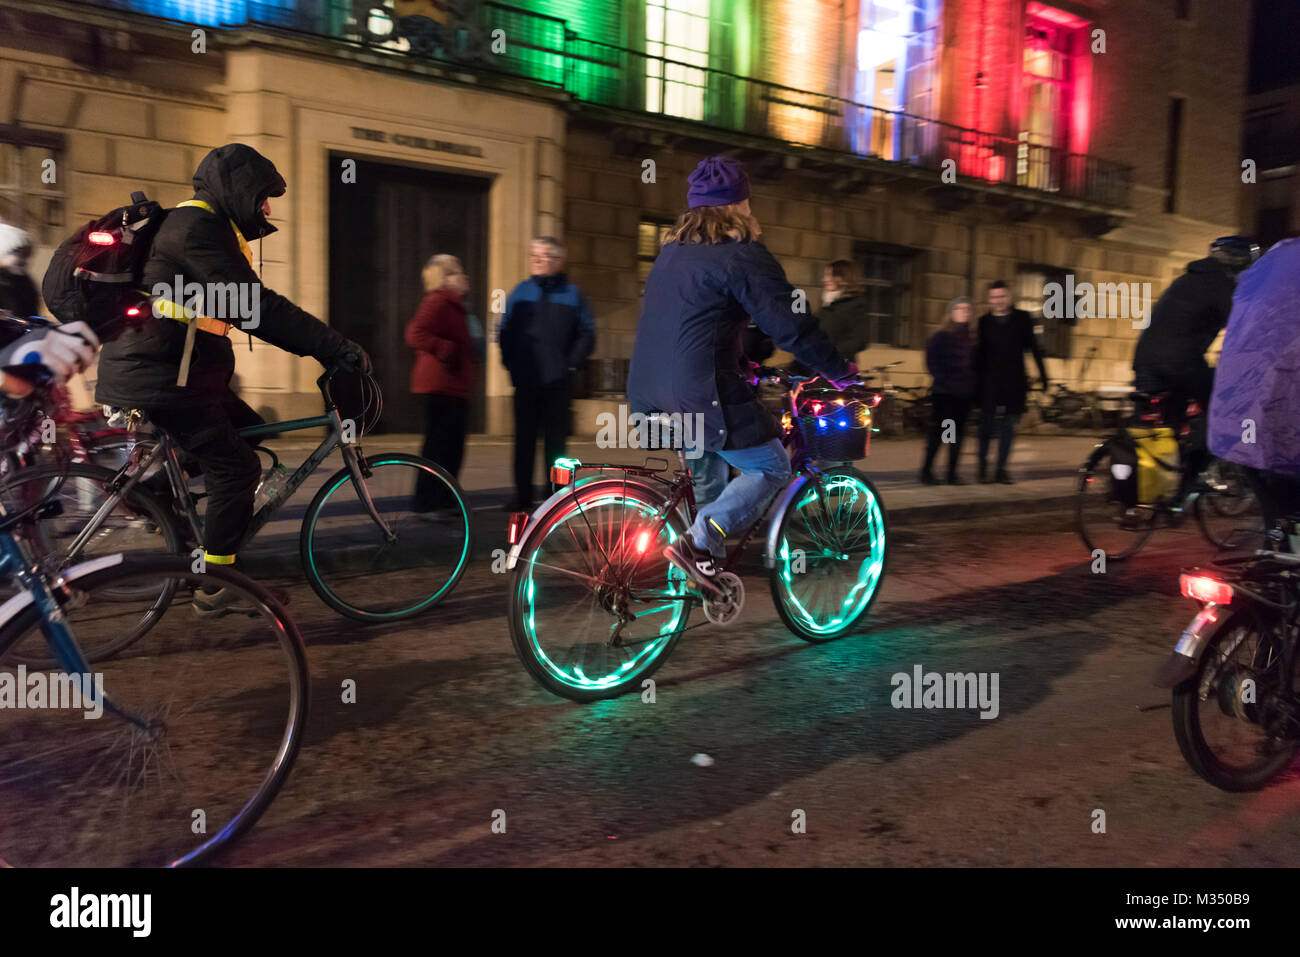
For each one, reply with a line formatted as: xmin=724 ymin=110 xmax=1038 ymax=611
xmin=627 ymin=239 xmax=851 ymax=453
xmin=498 ymin=272 xmax=595 ymax=389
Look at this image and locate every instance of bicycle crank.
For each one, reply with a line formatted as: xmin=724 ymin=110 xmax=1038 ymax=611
xmin=703 ymin=571 xmax=744 ymax=626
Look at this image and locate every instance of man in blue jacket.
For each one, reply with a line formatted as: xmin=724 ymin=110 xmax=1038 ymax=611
xmin=499 ymin=237 xmax=595 ymax=510
xmin=627 ymin=156 xmax=856 ymax=596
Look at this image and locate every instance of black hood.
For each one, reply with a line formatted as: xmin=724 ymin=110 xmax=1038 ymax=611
xmin=1186 ymin=256 xmax=1233 ymax=278
xmin=191 ymin=143 xmax=287 ymax=241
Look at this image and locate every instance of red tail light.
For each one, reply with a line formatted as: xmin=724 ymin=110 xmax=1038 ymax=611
xmin=125 ymin=306 xmax=141 ymax=317
xmin=1180 ymin=574 xmax=1233 ymax=605
xmin=507 ymin=511 xmax=528 ymax=545
xmin=635 ymin=531 xmax=652 ymax=554
xmin=87 ymin=231 xmax=116 ymax=245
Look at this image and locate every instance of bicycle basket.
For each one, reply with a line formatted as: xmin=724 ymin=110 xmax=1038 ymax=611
xmin=793 ymin=392 xmax=871 ymax=461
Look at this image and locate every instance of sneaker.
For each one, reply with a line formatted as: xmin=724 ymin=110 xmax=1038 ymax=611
xmin=193 ymin=583 xmax=290 ymax=619
xmin=663 ymin=538 xmax=724 ymax=598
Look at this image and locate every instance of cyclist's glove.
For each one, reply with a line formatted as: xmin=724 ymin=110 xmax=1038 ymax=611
xmin=334 ymin=340 xmax=372 ymax=375
xmin=0 ymin=321 xmax=99 ymax=386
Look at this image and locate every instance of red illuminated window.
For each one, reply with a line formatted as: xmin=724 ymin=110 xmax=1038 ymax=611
xmin=1019 ymin=4 xmax=1092 ymax=195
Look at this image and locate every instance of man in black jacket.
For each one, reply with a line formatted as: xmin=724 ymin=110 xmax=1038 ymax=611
xmin=974 ymin=280 xmax=1048 ymax=484
xmin=96 ymin=143 xmax=368 ymax=616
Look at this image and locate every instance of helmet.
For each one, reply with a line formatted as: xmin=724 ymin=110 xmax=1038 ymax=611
xmin=1209 ymin=236 xmax=1261 ymax=271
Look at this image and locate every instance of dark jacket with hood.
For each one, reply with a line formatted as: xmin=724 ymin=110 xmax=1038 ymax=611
xmin=0 ymin=271 xmax=40 ymax=319
xmin=627 ymin=240 xmax=851 ymax=453
xmin=96 ymin=144 xmax=350 ymax=408
xmin=1132 ymin=257 xmax=1236 ymax=376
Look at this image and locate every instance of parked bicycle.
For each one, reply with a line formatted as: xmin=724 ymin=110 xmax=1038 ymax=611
xmin=1076 ymin=391 xmax=1263 ymax=560
xmin=1 ymin=365 xmax=471 ymax=665
xmin=0 ymin=383 xmax=308 ymax=866
xmin=503 ymin=368 xmax=888 ymax=701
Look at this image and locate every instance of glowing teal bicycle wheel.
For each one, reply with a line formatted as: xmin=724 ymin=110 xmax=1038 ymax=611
xmin=768 ymin=467 xmax=887 ymax=642
xmin=507 ymin=479 xmax=692 ymax=701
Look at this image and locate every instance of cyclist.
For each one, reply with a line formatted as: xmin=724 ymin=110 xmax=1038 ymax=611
xmin=626 ymin=156 xmax=856 ymax=595
xmin=95 ymin=143 xmax=370 ymax=616
xmin=1208 ymin=236 xmax=1300 ymax=535
xmin=1132 ymin=235 xmax=1259 ymax=495
xmin=0 ymin=316 xmax=98 ymax=399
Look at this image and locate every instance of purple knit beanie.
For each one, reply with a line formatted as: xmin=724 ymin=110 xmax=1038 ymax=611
xmin=686 ymin=156 xmax=750 ymax=208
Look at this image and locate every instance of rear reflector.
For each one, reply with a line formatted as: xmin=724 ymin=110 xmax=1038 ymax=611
xmin=550 ymin=465 xmax=573 ymax=486
xmin=1180 ymin=574 xmax=1233 ymax=605
xmin=507 ymin=511 xmax=528 ymax=545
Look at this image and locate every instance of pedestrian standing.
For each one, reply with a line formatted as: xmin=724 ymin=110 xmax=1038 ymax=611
xmin=974 ymin=280 xmax=1048 ymax=484
xmin=0 ymin=224 xmax=39 ymax=317
xmin=921 ymin=296 xmax=975 ymax=485
xmin=498 ymin=237 xmax=595 ymax=511
xmin=405 ymin=253 xmax=476 ymax=516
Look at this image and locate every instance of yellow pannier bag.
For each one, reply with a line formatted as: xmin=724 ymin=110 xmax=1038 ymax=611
xmin=1127 ymin=426 xmax=1179 ymax=504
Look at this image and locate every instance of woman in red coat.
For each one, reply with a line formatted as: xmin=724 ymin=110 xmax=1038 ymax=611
xmin=406 ymin=254 xmax=476 ymax=514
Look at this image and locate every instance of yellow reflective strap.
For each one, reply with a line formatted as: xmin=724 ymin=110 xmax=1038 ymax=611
xmin=708 ymin=518 xmax=727 ymax=538
xmin=203 ymin=552 xmax=237 ymax=565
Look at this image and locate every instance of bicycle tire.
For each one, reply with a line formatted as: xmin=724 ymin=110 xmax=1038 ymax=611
xmin=1075 ymin=443 xmax=1155 ymax=561
xmin=0 ymin=461 xmax=184 ymax=666
xmin=300 ymin=452 xmax=472 ymax=621
xmin=0 ymin=555 xmax=308 ymax=866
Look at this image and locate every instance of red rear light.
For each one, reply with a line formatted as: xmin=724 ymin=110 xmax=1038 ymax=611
xmin=125 ymin=306 xmax=141 ymax=316
xmin=507 ymin=511 xmax=528 ymax=545
xmin=635 ymin=531 xmax=652 ymax=554
xmin=87 ymin=231 xmax=115 ymax=245
xmin=1180 ymin=574 xmax=1233 ymax=605
xmin=549 ymin=465 xmax=573 ymax=486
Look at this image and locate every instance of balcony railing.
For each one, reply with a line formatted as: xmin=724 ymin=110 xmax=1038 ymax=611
xmin=69 ymin=0 xmax=1134 ymax=209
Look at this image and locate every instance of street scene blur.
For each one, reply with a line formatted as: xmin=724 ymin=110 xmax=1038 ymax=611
xmin=0 ymin=0 xmax=1297 ymax=879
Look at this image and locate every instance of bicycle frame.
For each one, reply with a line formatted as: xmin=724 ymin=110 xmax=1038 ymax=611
xmin=60 ymin=371 xmax=395 ymax=565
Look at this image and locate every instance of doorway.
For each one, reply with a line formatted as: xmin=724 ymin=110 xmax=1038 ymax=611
xmin=328 ymin=153 xmax=490 ymax=433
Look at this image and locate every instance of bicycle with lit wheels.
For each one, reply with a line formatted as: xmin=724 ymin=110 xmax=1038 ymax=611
xmin=0 ymin=379 xmax=308 ymax=866
xmin=2 ymin=365 xmax=472 ymax=665
xmin=503 ymin=368 xmax=888 ymax=701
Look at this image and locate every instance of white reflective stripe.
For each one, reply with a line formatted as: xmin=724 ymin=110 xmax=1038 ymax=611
xmin=0 ymin=552 xmax=126 ymax=629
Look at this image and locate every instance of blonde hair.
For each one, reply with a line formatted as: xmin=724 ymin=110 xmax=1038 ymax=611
xmin=422 ymin=254 xmax=462 ymax=292
xmin=663 ymin=202 xmax=761 ymax=245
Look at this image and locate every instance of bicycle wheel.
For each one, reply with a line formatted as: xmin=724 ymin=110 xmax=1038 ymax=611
xmin=301 ymin=452 xmax=471 ymax=621
xmin=508 ymin=477 xmax=692 ymax=701
xmin=769 ymin=467 xmax=887 ymax=642
xmin=1075 ymin=444 xmax=1155 ymax=561
xmin=0 ymin=556 xmax=308 ymax=866
xmin=1195 ymin=459 xmax=1266 ymax=550
xmin=1171 ymin=610 xmax=1296 ymax=791
xmin=0 ymin=461 xmax=183 ymax=666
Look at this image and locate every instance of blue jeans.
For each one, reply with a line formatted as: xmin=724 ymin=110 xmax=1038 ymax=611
xmin=689 ymin=438 xmax=791 ymax=558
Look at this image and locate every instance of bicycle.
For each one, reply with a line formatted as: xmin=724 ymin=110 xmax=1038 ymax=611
xmin=0 ymin=383 xmax=308 ymax=866
xmin=1 ymin=366 xmax=472 ymax=665
xmin=503 ymin=368 xmax=888 ymax=701
xmin=1076 ymin=391 xmax=1264 ymax=560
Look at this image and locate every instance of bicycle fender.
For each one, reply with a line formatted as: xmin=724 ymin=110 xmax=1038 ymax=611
xmin=1152 ymin=604 xmax=1230 ymax=688
xmin=763 ymin=472 xmax=812 ymax=570
xmin=505 ymin=476 xmax=672 ymax=572
xmin=0 ymin=552 xmax=125 ymax=628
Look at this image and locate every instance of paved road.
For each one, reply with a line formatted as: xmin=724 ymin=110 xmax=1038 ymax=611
xmin=198 ymin=506 xmax=1295 ymax=867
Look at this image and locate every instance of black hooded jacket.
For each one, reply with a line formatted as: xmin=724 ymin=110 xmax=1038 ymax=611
xmin=1132 ymin=257 xmax=1236 ymax=375
xmin=96 ymin=144 xmax=350 ymax=408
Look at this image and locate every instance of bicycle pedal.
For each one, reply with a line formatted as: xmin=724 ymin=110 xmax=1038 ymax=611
xmin=702 ymin=572 xmax=744 ymax=626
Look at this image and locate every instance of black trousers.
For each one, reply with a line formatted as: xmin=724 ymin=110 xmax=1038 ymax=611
xmin=415 ymin=393 xmax=468 ymax=511
xmin=923 ymin=393 xmax=971 ymax=478
xmin=512 ymin=381 xmax=569 ymax=504
xmin=978 ymin=404 xmax=1021 ymax=473
xmin=146 ymin=389 xmax=263 ymax=561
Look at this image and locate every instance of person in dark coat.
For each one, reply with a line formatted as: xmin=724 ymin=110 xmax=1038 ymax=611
xmin=95 ymin=143 xmax=369 ymax=615
xmin=406 ymin=253 xmax=476 ymax=515
xmin=1134 ymin=236 xmax=1259 ymax=492
xmin=974 ymin=280 xmax=1048 ymax=484
xmin=627 ymin=155 xmax=856 ymax=595
xmin=0 ymin=225 xmax=40 ymax=318
xmin=784 ymin=259 xmax=870 ymax=377
xmin=498 ymin=236 xmax=595 ymax=511
xmin=921 ymin=296 xmax=976 ymax=485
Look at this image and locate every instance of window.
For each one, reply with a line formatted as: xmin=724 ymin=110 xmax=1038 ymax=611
xmin=851 ymin=0 xmax=941 ymax=162
xmin=1014 ymin=266 xmax=1072 ymax=359
xmin=1164 ymin=96 xmax=1184 ymax=214
xmin=1018 ymin=5 xmax=1091 ymax=194
xmin=645 ymin=0 xmax=710 ymax=120
xmin=854 ymin=243 xmax=915 ymax=348
xmin=637 ymin=217 xmax=674 ymax=292
xmin=0 ymin=135 xmax=65 ymax=247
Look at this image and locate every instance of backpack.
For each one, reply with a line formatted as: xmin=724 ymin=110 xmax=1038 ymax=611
xmin=41 ymin=190 xmax=167 ymax=342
